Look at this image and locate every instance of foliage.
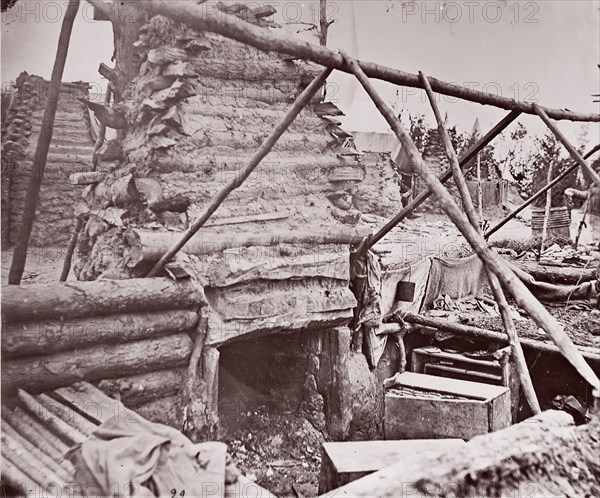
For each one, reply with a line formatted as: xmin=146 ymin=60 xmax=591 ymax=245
xmin=1 ymin=0 xmax=18 ymax=11
xmin=406 ymin=112 xmax=500 ymax=179
xmin=529 ymin=132 xmax=578 ymax=207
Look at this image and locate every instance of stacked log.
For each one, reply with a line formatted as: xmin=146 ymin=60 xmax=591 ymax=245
xmin=1 ymin=278 xmax=202 ymax=415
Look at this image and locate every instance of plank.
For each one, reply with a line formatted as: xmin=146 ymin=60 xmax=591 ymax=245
xmin=393 ymin=372 xmax=508 ymax=401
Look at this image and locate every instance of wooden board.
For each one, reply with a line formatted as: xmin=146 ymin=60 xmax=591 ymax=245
xmin=394 ymin=372 xmax=509 ymax=401
xmin=318 ymin=439 xmax=466 ymax=494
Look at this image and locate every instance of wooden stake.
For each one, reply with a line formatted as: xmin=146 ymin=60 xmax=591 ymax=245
xmin=59 ymin=215 xmax=86 ymax=282
xmin=146 ymin=68 xmax=332 ymax=276
xmin=533 ymin=104 xmax=600 ymax=186
xmin=420 ymin=71 xmax=541 ymax=414
xmin=86 ymin=0 xmax=600 ymax=122
xmin=8 ymin=0 xmax=81 ymax=285
xmin=342 ymin=52 xmax=599 ymax=390
xmin=540 ymin=161 xmax=554 ymax=255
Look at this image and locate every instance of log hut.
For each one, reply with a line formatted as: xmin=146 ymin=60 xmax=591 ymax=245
xmin=2 ymin=3 xmax=404 ymax=441
xmin=3 ymin=0 xmax=600 ymax=495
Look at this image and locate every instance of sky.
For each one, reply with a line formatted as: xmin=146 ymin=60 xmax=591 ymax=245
xmin=2 ymin=0 xmax=599 ymax=149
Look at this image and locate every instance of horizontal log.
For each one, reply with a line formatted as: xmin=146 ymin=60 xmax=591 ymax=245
xmin=512 ymin=261 xmax=597 ymax=285
xmin=2 ymin=333 xmax=193 ymax=395
xmin=134 ymin=394 xmax=182 ymax=427
xmin=135 ymin=226 xmax=372 ymax=261
xmin=205 ymin=250 xmax=350 ymax=286
xmin=2 ymin=310 xmax=198 ymax=358
xmin=394 ymin=313 xmax=600 ymax=362
xmin=2 ymin=277 xmax=204 ymax=323
xmin=97 ymin=368 xmax=185 ymax=407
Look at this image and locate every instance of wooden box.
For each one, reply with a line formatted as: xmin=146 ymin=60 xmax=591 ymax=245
xmin=412 ymin=346 xmax=520 ymax=422
xmin=384 ymin=372 xmax=511 ymax=440
xmin=317 ymin=439 xmax=465 ymax=494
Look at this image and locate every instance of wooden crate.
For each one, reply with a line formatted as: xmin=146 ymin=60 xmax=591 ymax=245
xmin=384 ymin=372 xmax=511 ymax=440
xmin=411 ymin=346 xmax=520 ymax=422
xmin=317 ymin=439 xmax=465 ymax=494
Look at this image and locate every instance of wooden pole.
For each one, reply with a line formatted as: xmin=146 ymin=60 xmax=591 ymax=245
xmin=533 ymin=104 xmax=600 ymax=186
xmin=146 ymin=67 xmax=332 ymax=276
xmin=91 ymin=83 xmax=112 ymax=170
xmin=341 ymin=52 xmax=600 ymax=390
xmin=365 ymin=110 xmax=521 ymax=250
xmin=8 ymin=0 xmax=81 ymax=285
xmin=419 ymin=72 xmax=540 ymax=414
xmin=540 ymin=161 xmax=554 ymax=255
xmin=83 ymin=0 xmax=600 ymax=123
xmin=387 ymin=313 xmax=600 ymax=362
xmin=477 ymin=153 xmax=483 ymax=223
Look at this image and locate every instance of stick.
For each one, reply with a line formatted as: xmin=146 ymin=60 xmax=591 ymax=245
xmin=8 ymin=0 xmax=81 ymax=285
xmin=540 ymin=161 xmax=554 ymax=255
xmin=476 ymin=154 xmax=483 ymax=222
xmin=384 ymin=314 xmax=600 ymax=362
xmin=84 ymin=0 xmax=600 ymax=122
xmin=146 ymin=68 xmax=332 ymax=276
xmin=533 ymin=104 xmax=600 ymax=187
xmin=365 ymin=110 xmax=521 ymax=250
xmin=342 ymin=52 xmax=599 ymax=390
xmin=59 ymin=215 xmax=86 ymax=282
xmin=91 ymin=83 xmax=112 ymax=170
xmin=420 ymin=72 xmax=540 ymax=414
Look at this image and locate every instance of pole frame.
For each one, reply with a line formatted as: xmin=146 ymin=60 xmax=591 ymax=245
xmin=340 ymin=50 xmax=599 ymax=390
xmin=419 ymin=71 xmax=541 ymax=415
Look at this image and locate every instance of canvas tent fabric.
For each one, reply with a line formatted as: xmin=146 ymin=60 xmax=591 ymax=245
xmin=364 ymin=254 xmax=489 ymax=365
xmin=67 ymin=417 xmax=233 ymax=497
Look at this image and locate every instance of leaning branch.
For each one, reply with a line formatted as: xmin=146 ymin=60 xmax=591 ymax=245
xmin=84 ymin=0 xmax=600 ymax=123
xmin=420 ymin=71 xmax=541 ymax=415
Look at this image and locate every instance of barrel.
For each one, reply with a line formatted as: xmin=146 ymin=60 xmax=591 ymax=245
xmin=531 ymin=206 xmax=570 ymax=238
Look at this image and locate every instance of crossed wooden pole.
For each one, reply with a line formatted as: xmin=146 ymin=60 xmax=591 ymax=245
xmin=11 ymin=0 xmax=600 ymax=392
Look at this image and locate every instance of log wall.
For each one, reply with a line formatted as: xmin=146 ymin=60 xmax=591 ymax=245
xmin=1 ymin=73 xmax=96 ymax=246
xmin=1 ymin=278 xmax=202 ymax=419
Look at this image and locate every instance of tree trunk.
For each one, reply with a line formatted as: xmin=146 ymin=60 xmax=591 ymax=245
xmin=3 ymin=310 xmax=198 ymax=358
xmin=2 ymin=334 xmax=193 ymax=395
xmin=2 ymin=277 xmax=204 ymax=323
xmin=137 ymin=226 xmax=372 ymax=262
xmin=394 ymin=313 xmax=600 ymax=362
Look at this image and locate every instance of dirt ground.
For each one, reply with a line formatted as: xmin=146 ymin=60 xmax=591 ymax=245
xmin=221 ymin=406 xmax=324 ymax=497
xmin=470 ymin=304 xmax=600 ymax=349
